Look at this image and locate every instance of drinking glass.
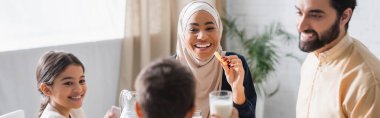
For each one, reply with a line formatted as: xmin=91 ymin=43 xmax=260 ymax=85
xmin=209 ymin=90 xmax=232 ymax=118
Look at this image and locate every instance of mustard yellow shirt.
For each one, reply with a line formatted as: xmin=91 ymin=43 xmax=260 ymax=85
xmin=296 ymin=34 xmax=380 ymax=118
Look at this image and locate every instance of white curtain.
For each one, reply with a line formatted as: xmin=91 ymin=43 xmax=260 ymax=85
xmin=118 ymin=0 xmax=225 ymax=93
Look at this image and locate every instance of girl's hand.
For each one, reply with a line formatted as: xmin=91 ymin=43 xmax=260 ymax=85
xmin=103 ymin=106 xmax=120 ymax=118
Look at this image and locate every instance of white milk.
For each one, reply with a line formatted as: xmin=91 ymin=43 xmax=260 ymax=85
xmin=209 ymin=99 xmax=232 ymax=118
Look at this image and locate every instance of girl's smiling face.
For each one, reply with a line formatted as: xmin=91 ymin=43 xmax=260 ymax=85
xmin=47 ymin=64 xmax=86 ymax=111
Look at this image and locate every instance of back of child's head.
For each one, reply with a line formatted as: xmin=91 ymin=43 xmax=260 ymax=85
xmin=135 ymin=58 xmax=195 ymax=118
xmin=35 ymin=51 xmax=84 ymax=117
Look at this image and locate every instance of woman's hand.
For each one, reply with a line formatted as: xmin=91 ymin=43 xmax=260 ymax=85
xmin=219 ymin=55 xmax=246 ymax=105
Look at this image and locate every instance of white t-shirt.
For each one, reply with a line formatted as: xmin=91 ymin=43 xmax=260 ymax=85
xmin=40 ymin=104 xmax=86 ymax=118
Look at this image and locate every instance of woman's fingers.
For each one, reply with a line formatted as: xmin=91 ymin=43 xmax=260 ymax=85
xmin=219 ymin=55 xmax=245 ymax=75
xmin=223 ymin=56 xmax=242 ymax=69
xmin=223 ymin=55 xmax=245 ymax=81
xmin=220 ymin=55 xmax=244 ymax=77
xmin=220 ymin=60 xmax=230 ymax=71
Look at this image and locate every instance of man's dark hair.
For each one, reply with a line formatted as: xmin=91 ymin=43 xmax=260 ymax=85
xmin=330 ymin=0 xmax=357 ymax=30
xmin=135 ymin=58 xmax=195 ymax=118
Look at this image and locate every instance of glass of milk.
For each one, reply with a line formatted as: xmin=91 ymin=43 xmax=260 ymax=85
xmin=209 ymin=90 xmax=232 ymax=118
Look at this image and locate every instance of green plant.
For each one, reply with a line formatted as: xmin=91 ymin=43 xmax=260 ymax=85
xmin=222 ymin=18 xmax=297 ymax=97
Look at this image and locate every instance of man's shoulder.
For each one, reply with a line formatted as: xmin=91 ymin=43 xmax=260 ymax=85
xmin=340 ymin=37 xmax=380 ymax=92
xmin=349 ymin=38 xmax=380 ymax=78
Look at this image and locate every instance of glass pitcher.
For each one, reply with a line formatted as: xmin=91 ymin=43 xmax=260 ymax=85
xmin=119 ymin=90 xmax=137 ymax=118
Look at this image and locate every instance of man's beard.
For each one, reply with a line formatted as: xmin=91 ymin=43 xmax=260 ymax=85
xmin=299 ymin=18 xmax=341 ymax=52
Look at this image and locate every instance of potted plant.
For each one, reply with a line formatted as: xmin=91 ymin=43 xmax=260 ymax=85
xmin=222 ymin=18 xmax=299 ymax=118
xmin=222 ymin=18 xmax=298 ymax=97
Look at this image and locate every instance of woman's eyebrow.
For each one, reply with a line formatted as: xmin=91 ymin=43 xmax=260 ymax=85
xmin=205 ymin=21 xmax=214 ymax=25
xmin=189 ymin=23 xmax=199 ymax=26
xmin=189 ymin=21 xmax=214 ymax=26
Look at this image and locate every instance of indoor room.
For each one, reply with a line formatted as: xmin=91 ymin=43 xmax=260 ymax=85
xmin=1 ymin=0 xmax=380 ymax=118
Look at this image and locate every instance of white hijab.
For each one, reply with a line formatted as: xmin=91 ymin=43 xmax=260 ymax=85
xmin=176 ymin=1 xmax=225 ymax=117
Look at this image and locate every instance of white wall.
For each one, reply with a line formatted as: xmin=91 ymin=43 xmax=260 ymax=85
xmin=226 ymin=0 xmax=380 ymax=118
xmin=0 ymin=39 xmax=122 ymax=117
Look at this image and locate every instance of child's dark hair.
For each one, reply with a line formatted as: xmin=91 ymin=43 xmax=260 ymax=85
xmin=135 ymin=58 xmax=195 ymax=118
xmin=35 ymin=51 xmax=84 ymax=117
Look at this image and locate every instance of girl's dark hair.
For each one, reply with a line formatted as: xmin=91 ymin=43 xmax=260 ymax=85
xmin=35 ymin=51 xmax=84 ymax=117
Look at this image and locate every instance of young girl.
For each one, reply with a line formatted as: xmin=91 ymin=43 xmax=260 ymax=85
xmin=36 ymin=51 xmax=87 ymax=118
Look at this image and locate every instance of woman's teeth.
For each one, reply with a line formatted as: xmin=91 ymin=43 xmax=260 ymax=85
xmin=195 ymin=43 xmax=211 ymax=48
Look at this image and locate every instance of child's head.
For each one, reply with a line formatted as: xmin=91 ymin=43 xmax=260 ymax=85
xmin=36 ymin=51 xmax=86 ymax=117
xmin=134 ymin=58 xmax=196 ymax=118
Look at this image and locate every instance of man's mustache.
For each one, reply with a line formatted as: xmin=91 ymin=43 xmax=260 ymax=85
xmin=303 ymin=29 xmax=317 ymax=34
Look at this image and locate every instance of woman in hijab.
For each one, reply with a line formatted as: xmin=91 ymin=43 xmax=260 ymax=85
xmin=175 ymin=1 xmax=256 ymax=118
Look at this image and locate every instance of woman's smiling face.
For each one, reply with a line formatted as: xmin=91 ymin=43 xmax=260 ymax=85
xmin=185 ymin=10 xmax=220 ymax=60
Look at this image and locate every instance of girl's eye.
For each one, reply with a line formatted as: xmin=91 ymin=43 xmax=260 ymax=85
xmin=79 ymin=79 xmax=86 ymax=85
xmin=64 ymin=82 xmax=73 ymax=86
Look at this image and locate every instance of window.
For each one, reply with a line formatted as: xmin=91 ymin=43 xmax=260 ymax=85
xmin=0 ymin=0 xmax=125 ymax=52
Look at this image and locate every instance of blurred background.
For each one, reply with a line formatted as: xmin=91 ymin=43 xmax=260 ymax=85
xmin=1 ymin=0 xmax=380 ymax=118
